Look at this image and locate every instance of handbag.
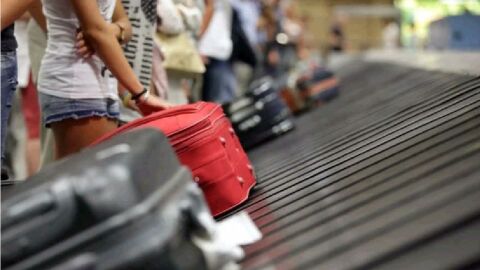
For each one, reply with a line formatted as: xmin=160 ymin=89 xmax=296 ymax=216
xmin=154 ymin=31 xmax=206 ymax=76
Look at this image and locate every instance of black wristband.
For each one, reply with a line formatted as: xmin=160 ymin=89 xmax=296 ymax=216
xmin=131 ymin=88 xmax=147 ymax=101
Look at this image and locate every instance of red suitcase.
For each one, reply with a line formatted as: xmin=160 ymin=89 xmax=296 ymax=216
xmin=93 ymin=102 xmax=256 ymax=216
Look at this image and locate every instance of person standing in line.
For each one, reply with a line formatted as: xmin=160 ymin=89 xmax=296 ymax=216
xmin=382 ymin=19 xmax=400 ymax=50
xmin=156 ymin=0 xmax=206 ymax=105
xmin=230 ymin=0 xmax=261 ymax=94
xmin=15 ymin=13 xmax=42 ymax=176
xmin=232 ymin=0 xmax=261 ymax=47
xmin=1 ymin=0 xmax=45 ymax=180
xmin=198 ymin=0 xmax=237 ymax=104
xmin=37 ymin=0 xmax=169 ymax=159
xmin=118 ymin=0 xmax=173 ymax=123
xmin=329 ymin=17 xmax=345 ymax=52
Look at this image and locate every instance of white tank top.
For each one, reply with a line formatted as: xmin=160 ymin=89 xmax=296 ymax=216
xmin=38 ymin=0 xmax=118 ymax=99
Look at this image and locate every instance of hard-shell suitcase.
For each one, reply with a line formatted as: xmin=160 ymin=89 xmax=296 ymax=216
xmin=297 ymin=68 xmax=340 ymax=107
xmin=3 ymin=129 xmax=241 ymax=270
xmin=94 ymin=102 xmax=256 ymax=216
xmin=2 ymin=129 xmax=180 ymax=266
xmin=223 ymin=77 xmax=295 ymax=149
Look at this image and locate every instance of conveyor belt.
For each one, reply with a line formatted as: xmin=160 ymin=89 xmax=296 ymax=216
xmin=226 ymin=62 xmax=480 ymax=270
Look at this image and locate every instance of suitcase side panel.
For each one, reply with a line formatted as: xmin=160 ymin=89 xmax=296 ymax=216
xmin=177 ymin=117 xmax=256 ymax=216
xmin=8 ymin=168 xmax=210 ymax=270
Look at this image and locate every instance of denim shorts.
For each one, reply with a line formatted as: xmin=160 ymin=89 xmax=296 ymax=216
xmin=39 ymin=93 xmax=120 ymax=126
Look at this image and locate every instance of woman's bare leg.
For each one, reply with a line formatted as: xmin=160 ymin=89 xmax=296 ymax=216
xmin=25 ymin=139 xmax=40 ymax=175
xmin=50 ymin=116 xmax=117 ymax=160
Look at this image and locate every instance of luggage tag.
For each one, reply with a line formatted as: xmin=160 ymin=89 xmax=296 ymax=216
xmin=193 ymin=211 xmax=262 ymax=270
xmin=216 ymin=211 xmax=262 ymax=246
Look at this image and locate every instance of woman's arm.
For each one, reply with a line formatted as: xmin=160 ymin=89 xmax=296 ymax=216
xmin=1 ymin=0 xmax=36 ymax=30
xmin=110 ymin=0 xmax=132 ymax=43
xmin=27 ymin=0 xmax=47 ymax=32
xmin=76 ymin=0 xmax=131 ymax=57
xmin=71 ymin=0 xmax=143 ymax=95
xmin=198 ymin=0 xmax=213 ymax=37
xmin=71 ymin=0 xmax=170 ymax=113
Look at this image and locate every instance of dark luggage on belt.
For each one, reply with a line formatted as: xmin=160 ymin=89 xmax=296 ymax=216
xmin=279 ymin=76 xmax=307 ymax=115
xmin=296 ymin=68 xmax=340 ymax=107
xmin=223 ymin=77 xmax=295 ymax=149
xmin=2 ymin=129 xmax=234 ymax=270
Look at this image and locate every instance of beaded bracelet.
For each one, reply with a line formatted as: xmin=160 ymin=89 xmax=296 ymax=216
xmin=120 ymin=92 xmax=132 ymax=108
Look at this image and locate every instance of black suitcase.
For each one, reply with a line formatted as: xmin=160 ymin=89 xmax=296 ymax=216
xmin=2 ymin=129 xmax=238 ymax=270
xmin=296 ymin=68 xmax=340 ymax=107
xmin=223 ymin=77 xmax=295 ymax=149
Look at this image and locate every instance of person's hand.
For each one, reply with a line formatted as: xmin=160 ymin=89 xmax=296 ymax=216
xmin=136 ymin=94 xmax=175 ymax=116
xmin=122 ymin=98 xmax=138 ymax=112
xmin=76 ymin=24 xmax=120 ymax=58
xmin=200 ymin=55 xmax=210 ymax=65
xmin=75 ymin=30 xmax=95 ymax=58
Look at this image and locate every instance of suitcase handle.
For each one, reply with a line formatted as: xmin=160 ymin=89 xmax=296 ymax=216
xmin=124 ymin=103 xmax=204 ymax=129
xmin=153 ymin=105 xmax=199 ymax=118
xmin=2 ymin=192 xmax=55 ymax=229
xmin=50 ymin=254 xmax=97 ymax=270
xmin=97 ymin=104 xmax=205 ymax=142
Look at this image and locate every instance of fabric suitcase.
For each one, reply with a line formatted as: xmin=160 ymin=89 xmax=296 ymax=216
xmin=3 ymin=129 xmax=241 ymax=270
xmin=223 ymin=77 xmax=295 ymax=149
xmin=297 ymin=68 xmax=340 ymax=107
xmin=94 ymin=102 xmax=256 ymax=217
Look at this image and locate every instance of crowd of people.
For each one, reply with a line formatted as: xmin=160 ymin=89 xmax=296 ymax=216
xmin=1 ymin=0 xmax=313 ymax=181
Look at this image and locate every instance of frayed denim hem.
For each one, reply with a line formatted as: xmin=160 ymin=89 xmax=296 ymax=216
xmin=44 ymin=110 xmax=120 ymax=127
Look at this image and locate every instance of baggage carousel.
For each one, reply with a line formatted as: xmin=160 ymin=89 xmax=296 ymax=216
xmin=225 ymin=54 xmax=480 ymax=270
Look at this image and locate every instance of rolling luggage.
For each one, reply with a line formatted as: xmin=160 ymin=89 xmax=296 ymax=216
xmin=223 ymin=77 xmax=295 ymax=149
xmin=279 ymin=72 xmax=308 ymax=114
xmin=2 ymin=129 xmax=241 ymax=270
xmin=296 ymin=68 xmax=340 ymax=107
xmin=94 ymin=102 xmax=256 ymax=217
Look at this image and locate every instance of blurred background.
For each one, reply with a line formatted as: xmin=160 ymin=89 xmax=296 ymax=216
xmin=295 ymin=0 xmax=480 ymax=53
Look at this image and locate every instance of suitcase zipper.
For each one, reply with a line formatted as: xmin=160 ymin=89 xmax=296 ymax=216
xmin=172 ymin=114 xmax=226 ymax=151
xmin=108 ymin=103 xmax=205 ymax=137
